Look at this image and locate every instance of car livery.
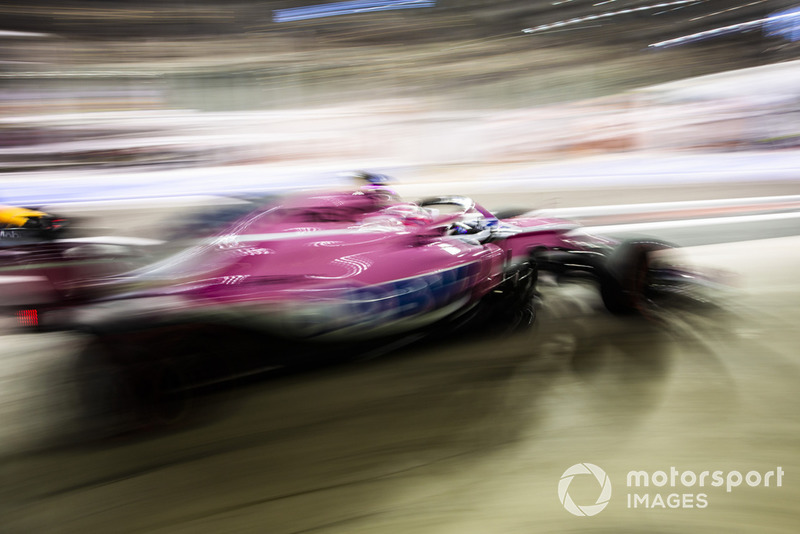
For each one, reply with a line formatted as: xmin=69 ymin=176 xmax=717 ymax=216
xmin=35 ymin=183 xmax=722 ymax=432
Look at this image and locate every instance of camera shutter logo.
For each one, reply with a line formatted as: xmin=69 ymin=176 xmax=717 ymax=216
xmin=558 ymin=463 xmax=612 ymax=516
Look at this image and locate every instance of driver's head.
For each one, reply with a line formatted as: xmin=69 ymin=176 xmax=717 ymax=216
xmin=354 ymin=171 xmax=391 ymax=186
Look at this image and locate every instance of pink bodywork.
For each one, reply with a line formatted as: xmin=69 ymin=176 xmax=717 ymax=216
xmin=97 ymin=190 xmax=584 ymax=339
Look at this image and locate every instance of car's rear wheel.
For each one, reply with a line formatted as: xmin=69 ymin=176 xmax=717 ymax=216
xmin=75 ymin=339 xmax=192 ymax=438
xmin=75 ymin=344 xmax=140 ymax=438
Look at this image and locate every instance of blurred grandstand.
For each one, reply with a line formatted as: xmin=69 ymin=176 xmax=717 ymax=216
xmin=2 ymin=1 xmax=799 ymax=109
xmin=1 ymin=1 xmax=799 ymax=170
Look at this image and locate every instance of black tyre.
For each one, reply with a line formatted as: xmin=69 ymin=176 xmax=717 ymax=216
xmin=75 ymin=339 xmax=192 ymax=438
xmin=75 ymin=344 xmax=140 ymax=438
xmin=137 ymin=360 xmax=191 ymax=427
xmin=599 ymin=240 xmax=671 ymax=316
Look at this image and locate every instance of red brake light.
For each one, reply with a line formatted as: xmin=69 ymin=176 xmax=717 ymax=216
xmin=17 ymin=309 xmax=39 ymax=327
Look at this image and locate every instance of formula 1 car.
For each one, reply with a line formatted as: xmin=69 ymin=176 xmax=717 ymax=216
xmin=0 ymin=232 xmax=161 ymax=329
xmin=0 ymin=204 xmax=68 ymax=239
xmin=66 ymin=181 xmax=717 ymax=430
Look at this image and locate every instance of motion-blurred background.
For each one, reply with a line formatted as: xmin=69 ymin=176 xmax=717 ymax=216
xmin=2 ymin=0 xmax=800 ymax=174
xmin=2 ymin=2 xmax=800 ymax=534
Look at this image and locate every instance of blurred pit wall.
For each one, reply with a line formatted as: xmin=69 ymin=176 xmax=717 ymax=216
xmin=1 ymin=60 xmax=799 ymax=170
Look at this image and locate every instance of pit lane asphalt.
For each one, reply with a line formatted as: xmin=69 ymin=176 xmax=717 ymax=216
xmin=0 ymin=188 xmax=799 ymax=533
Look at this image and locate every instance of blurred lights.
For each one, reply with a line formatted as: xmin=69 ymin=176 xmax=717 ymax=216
xmin=765 ymin=6 xmax=800 ymax=42
xmin=522 ymin=0 xmax=700 ymax=34
xmin=0 ymin=30 xmax=52 ymax=38
xmin=17 ymin=309 xmax=38 ymax=327
xmin=650 ymin=8 xmax=800 ymax=48
xmin=274 ymin=0 xmax=436 ymax=23
xmin=690 ymin=1 xmax=766 ymax=22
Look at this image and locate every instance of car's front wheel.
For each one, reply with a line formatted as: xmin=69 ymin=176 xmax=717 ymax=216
xmin=599 ymin=240 xmax=671 ymax=317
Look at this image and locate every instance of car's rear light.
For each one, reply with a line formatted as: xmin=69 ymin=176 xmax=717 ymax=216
xmin=17 ymin=309 xmax=39 ymax=327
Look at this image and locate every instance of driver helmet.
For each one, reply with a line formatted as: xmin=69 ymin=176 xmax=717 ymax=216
xmin=354 ymin=171 xmax=392 ymax=186
xmin=352 ymin=171 xmax=400 ymax=203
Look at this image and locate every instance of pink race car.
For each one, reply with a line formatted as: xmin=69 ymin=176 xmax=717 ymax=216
xmin=70 ymin=182 xmax=710 ymax=429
